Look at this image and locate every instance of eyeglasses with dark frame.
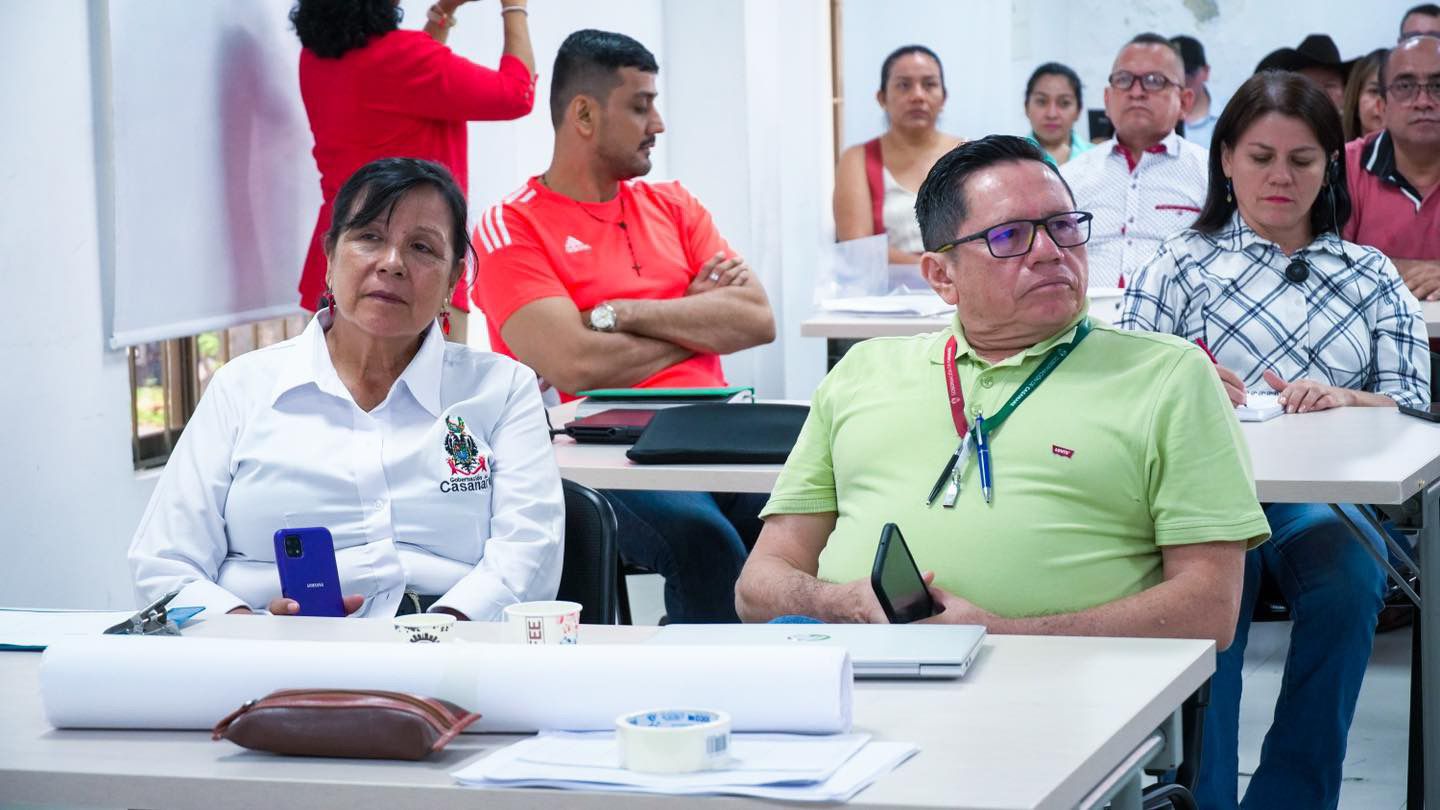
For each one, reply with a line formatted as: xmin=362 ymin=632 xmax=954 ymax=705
xmin=1108 ymin=71 xmax=1184 ymax=92
xmin=1385 ymin=78 xmax=1440 ymax=103
xmin=931 ymin=211 xmax=1094 ymax=259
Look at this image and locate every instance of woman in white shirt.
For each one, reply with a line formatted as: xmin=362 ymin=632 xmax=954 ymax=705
xmin=129 ymin=157 xmax=563 ymax=621
xmin=834 ymin=45 xmax=963 ymax=265
xmin=1118 ymin=71 xmax=1427 ymax=810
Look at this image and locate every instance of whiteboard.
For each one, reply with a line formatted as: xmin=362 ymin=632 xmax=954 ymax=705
xmin=106 ymin=0 xmax=316 ymax=347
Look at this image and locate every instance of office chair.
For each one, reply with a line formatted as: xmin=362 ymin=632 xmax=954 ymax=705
xmin=557 ymin=479 xmax=622 ymax=625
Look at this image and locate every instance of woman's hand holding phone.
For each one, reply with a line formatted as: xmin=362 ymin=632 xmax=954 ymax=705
xmin=227 ymin=594 xmax=366 ymax=616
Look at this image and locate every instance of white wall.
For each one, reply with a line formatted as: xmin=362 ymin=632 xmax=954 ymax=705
xmin=0 ymin=0 xmax=156 ymax=609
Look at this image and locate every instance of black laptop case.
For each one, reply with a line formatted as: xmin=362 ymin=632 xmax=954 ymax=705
xmin=624 ymin=403 xmax=810 ymax=464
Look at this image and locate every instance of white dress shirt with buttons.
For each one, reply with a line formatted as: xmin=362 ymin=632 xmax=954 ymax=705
xmin=1061 ymin=131 xmax=1210 ymax=288
xmin=128 ymin=315 xmax=564 ymax=620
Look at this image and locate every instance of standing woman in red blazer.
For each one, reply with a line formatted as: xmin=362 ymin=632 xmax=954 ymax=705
xmin=291 ymin=0 xmax=536 ymax=339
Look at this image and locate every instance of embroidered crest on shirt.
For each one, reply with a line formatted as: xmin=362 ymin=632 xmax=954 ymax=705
xmin=441 ymin=416 xmax=490 ymax=493
xmin=564 ymin=236 xmax=591 ymax=254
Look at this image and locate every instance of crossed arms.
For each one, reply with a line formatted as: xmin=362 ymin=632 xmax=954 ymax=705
xmin=499 ymin=253 xmax=776 ymax=394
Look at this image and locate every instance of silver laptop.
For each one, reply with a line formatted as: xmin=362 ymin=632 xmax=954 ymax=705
xmin=647 ymin=623 xmax=986 ymax=680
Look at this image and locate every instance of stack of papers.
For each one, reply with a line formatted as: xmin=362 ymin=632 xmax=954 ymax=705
xmin=0 ymin=608 xmax=136 ymax=651
xmin=1236 ymin=392 xmax=1284 ymax=422
xmin=817 ymin=294 xmax=952 ymax=317
xmin=0 ymin=606 xmax=206 ymax=651
xmin=453 ymin=731 xmax=918 ymax=802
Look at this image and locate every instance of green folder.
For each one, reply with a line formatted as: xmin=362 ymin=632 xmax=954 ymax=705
xmin=577 ymin=386 xmax=754 ymax=400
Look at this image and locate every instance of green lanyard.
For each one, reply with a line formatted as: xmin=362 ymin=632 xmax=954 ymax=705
xmin=977 ymin=318 xmax=1092 ymax=436
xmin=928 ymin=318 xmax=1093 ymax=507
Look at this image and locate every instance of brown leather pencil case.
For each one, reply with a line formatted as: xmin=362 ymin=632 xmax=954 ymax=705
xmin=212 ymin=688 xmax=481 ymax=760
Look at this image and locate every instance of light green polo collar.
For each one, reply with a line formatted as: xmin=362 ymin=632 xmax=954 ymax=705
xmin=929 ymin=302 xmax=1092 ymax=368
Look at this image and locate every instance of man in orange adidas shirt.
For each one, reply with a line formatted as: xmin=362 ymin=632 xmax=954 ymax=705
xmin=472 ymin=29 xmax=776 ymax=622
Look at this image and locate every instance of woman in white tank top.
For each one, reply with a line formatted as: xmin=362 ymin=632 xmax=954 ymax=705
xmin=834 ymin=45 xmax=964 ymax=265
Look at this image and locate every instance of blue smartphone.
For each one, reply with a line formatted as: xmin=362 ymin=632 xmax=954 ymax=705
xmin=272 ymin=527 xmax=347 ymax=617
xmin=871 ymin=523 xmax=938 ymax=623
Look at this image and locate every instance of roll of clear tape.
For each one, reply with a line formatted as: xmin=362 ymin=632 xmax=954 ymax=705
xmin=616 ymin=708 xmax=732 ymax=773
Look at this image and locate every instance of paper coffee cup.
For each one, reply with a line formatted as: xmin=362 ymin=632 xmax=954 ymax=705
xmin=393 ymin=613 xmax=456 ymax=643
xmin=503 ymin=600 xmax=582 ymax=644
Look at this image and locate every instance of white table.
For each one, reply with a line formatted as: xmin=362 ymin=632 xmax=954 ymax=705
xmin=0 ymin=616 xmax=1212 ymax=810
xmin=802 ymin=300 xmax=1440 ymax=341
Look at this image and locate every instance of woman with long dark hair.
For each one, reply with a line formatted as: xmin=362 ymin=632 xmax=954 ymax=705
xmin=834 ymin=45 xmax=963 ymax=265
xmin=291 ymin=0 xmax=536 ymax=339
xmin=1341 ymin=48 xmax=1387 ymax=142
xmin=1118 ymin=71 xmax=1428 ymax=810
xmin=1022 ymin=62 xmax=1091 ymax=166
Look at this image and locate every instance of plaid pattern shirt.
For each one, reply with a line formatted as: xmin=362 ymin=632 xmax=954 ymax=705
xmin=1117 ymin=213 xmax=1429 ymax=408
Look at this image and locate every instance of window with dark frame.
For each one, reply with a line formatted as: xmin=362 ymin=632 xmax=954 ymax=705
xmin=129 ymin=314 xmax=308 ymax=469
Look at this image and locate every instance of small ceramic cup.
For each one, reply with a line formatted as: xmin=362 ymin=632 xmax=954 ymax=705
xmin=502 ymin=600 xmax=582 ymax=645
xmin=393 ymin=613 xmax=456 ymax=643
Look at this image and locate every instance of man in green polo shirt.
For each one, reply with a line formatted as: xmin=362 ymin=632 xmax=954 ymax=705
xmin=736 ymin=135 xmax=1268 ymax=647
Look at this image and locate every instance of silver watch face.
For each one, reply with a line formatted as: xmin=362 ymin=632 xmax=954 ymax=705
xmin=590 ymin=303 xmax=616 ymax=331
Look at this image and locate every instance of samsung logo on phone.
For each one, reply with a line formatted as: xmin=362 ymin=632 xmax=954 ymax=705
xmin=305 ymin=582 xmax=325 ymax=589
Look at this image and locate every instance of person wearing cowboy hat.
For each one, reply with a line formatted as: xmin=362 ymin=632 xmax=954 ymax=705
xmin=1256 ymin=34 xmax=1354 ymax=109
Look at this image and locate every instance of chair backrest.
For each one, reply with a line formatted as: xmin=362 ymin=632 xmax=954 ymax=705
xmin=1430 ymin=350 xmax=1438 ymax=403
xmin=557 ymin=479 xmax=621 ymax=625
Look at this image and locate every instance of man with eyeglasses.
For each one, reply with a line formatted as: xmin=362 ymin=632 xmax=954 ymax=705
xmin=736 ymin=135 xmax=1268 ymax=640
xmin=1345 ymin=34 xmax=1440 ymax=303
xmin=1061 ymin=33 xmax=1209 ymax=290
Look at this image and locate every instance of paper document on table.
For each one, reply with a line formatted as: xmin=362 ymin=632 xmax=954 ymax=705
xmin=0 ymin=608 xmax=136 ymax=651
xmin=453 ymin=731 xmax=918 ymax=802
xmin=818 ymin=293 xmax=953 ymax=317
xmin=1236 ymin=393 xmax=1284 ymax=422
xmin=816 ymin=235 xmax=889 ymax=304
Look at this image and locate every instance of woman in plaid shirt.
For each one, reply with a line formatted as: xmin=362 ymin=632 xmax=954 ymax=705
xmin=1119 ymin=70 xmax=1428 ymax=810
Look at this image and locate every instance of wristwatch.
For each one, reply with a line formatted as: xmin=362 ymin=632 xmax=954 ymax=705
xmin=589 ymin=301 xmax=617 ymax=332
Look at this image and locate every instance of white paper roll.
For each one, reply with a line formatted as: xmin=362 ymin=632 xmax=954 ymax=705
xmin=39 ymin=636 xmax=852 ymax=734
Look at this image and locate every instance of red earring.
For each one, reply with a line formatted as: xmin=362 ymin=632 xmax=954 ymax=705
xmin=440 ymin=309 xmax=451 ymax=336
xmin=319 ymin=288 xmax=335 ymax=319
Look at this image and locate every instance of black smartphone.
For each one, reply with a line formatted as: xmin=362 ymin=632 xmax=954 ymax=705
xmin=1087 ymin=108 xmax=1114 ymax=143
xmin=871 ymin=523 xmax=937 ymax=624
xmin=1398 ymin=403 xmax=1440 ymax=422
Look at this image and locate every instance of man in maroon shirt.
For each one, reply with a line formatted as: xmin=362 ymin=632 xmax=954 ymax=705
xmin=1344 ymin=35 xmax=1440 ymax=302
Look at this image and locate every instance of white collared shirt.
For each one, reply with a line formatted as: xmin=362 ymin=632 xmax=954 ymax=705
xmin=1061 ymin=131 xmax=1210 ymax=288
xmin=128 ymin=315 xmax=564 ymax=620
xmin=1118 ymin=213 xmax=1429 ymax=408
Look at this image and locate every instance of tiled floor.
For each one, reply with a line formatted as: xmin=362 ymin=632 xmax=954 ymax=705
xmin=625 ymin=574 xmax=1415 ymax=808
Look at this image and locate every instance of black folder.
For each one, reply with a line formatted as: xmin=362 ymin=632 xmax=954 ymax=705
xmin=625 ymin=403 xmax=810 ymax=464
